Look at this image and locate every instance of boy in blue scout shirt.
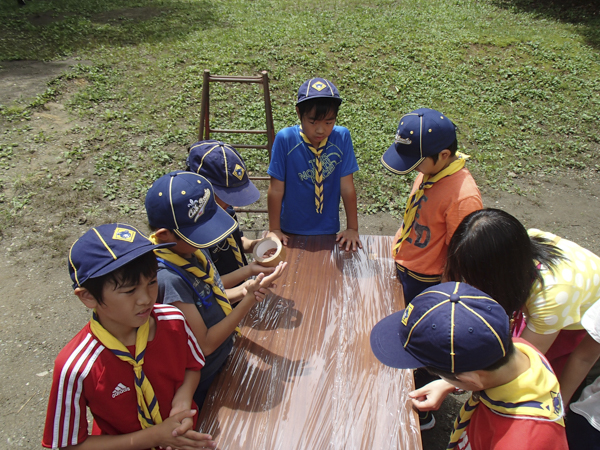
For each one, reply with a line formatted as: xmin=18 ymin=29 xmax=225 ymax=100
xmin=267 ymin=77 xmax=362 ymax=252
xmin=186 ymin=140 xmax=276 ymax=287
xmin=145 ymin=171 xmax=286 ymax=407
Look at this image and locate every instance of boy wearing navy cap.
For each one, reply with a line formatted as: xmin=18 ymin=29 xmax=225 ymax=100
xmin=145 ymin=171 xmax=286 ymax=407
xmin=187 ymin=140 xmax=275 ymax=286
xmin=370 ymin=282 xmax=568 ymax=450
xmin=42 ymin=223 xmax=215 ymax=449
xmin=381 ymin=108 xmax=482 ymax=304
xmin=267 ymin=77 xmax=362 ymax=252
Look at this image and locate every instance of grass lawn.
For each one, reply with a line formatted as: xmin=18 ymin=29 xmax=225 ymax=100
xmin=0 ymin=0 xmax=599 ymax=230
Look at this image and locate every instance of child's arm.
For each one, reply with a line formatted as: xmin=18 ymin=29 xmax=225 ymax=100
xmin=175 ymin=262 xmax=287 ymax=355
xmin=168 ymin=369 xmax=203 ymax=445
xmin=267 ymin=177 xmax=289 ymax=245
xmin=169 ymin=368 xmax=201 ymax=418
xmin=409 ymin=378 xmax=457 ymax=411
xmin=61 ymin=409 xmax=215 ymax=449
xmin=336 ymin=173 xmax=362 ymax=252
xmin=241 ymin=236 xmax=259 ymax=254
xmin=559 ymin=333 xmax=600 ymax=405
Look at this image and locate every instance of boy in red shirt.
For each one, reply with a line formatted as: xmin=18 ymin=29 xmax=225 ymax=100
xmin=42 ymin=223 xmax=215 ymax=449
xmin=370 ymin=282 xmax=568 ymax=450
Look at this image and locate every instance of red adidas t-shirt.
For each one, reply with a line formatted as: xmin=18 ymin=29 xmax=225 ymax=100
xmin=42 ymin=304 xmax=205 ymax=449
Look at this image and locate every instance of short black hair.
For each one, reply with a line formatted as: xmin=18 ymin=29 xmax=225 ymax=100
xmin=425 ymin=338 xmax=515 ymax=380
xmin=296 ymin=97 xmax=341 ymax=121
xmin=429 ymin=139 xmax=458 ymax=164
xmin=80 ymin=252 xmax=158 ymax=304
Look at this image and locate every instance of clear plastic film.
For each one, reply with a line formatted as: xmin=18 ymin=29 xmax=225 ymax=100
xmin=198 ymin=235 xmax=422 ymax=449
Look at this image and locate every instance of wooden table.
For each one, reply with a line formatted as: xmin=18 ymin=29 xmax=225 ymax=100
xmin=198 ymin=235 xmax=422 ymax=450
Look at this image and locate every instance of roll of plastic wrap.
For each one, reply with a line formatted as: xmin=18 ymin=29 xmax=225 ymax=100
xmin=252 ymin=236 xmax=286 ymax=267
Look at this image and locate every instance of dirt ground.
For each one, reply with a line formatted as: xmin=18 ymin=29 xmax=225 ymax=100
xmin=1 ymin=59 xmax=599 ymax=450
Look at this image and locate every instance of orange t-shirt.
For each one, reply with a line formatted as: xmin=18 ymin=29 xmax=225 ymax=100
xmin=393 ymin=167 xmax=482 ymax=276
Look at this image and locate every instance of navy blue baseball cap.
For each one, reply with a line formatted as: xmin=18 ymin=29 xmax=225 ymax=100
xmin=186 ymin=140 xmax=260 ymax=207
xmin=296 ymin=78 xmax=342 ymax=105
xmin=381 ymin=108 xmax=457 ymax=175
xmin=370 ymin=282 xmax=510 ymax=373
xmin=68 ymin=223 xmax=173 ymax=289
xmin=145 ymin=171 xmax=237 ymax=248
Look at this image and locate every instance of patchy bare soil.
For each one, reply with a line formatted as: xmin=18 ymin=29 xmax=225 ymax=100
xmin=1 ymin=59 xmax=599 ymax=450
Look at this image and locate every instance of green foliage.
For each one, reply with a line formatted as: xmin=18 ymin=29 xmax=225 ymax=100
xmin=1 ymin=0 xmax=599 ymax=216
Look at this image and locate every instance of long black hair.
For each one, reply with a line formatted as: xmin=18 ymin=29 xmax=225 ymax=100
xmin=444 ymin=208 xmax=565 ymax=316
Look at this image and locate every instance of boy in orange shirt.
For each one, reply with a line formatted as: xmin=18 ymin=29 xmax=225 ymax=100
xmin=381 ymin=108 xmax=482 ymax=304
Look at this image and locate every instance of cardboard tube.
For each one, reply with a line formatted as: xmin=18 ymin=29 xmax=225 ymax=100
xmin=253 ymin=236 xmax=286 ymax=267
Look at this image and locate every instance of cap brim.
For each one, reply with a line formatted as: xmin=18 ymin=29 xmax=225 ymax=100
xmin=90 ymin=242 xmax=175 ymax=280
xmin=370 ymin=311 xmax=425 ymax=369
xmin=212 ymin=180 xmax=261 ymax=207
xmin=175 ymin=204 xmax=238 ymax=248
xmin=380 ymin=143 xmax=423 ymax=175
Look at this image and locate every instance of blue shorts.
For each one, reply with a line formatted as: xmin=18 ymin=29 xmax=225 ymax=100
xmin=396 ymin=263 xmax=440 ymax=304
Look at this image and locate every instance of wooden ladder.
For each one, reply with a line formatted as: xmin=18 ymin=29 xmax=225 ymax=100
xmin=198 ymin=70 xmax=275 ymax=213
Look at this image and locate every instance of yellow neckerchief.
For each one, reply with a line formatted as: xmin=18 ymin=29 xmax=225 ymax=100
xmin=226 ymin=235 xmax=244 ymax=268
xmin=89 ymin=310 xmax=162 ymax=433
xmin=393 ymin=153 xmax=468 ymax=258
xmin=299 ymin=127 xmax=328 ymax=214
xmin=149 ymin=234 xmax=240 ymax=335
xmin=447 ymin=342 xmax=564 ymax=449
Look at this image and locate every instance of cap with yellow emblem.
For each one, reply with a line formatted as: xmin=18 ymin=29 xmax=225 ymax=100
xmin=381 ymin=108 xmax=457 ymax=175
xmin=186 ymin=140 xmax=260 ymax=207
xmin=296 ymin=77 xmax=342 ymax=105
xmin=145 ymin=171 xmax=237 ymax=248
xmin=68 ymin=223 xmax=174 ymax=289
xmin=370 ymin=282 xmax=510 ymax=372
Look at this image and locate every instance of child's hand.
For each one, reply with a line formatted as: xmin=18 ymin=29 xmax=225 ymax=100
xmin=336 ymin=228 xmax=362 ymax=252
xmin=408 ymin=379 xmax=456 ymax=411
xmin=158 ymin=409 xmax=216 ymax=449
xmin=267 ymin=230 xmax=289 ymax=246
xmin=248 ymin=260 xmax=276 ymax=276
xmin=244 ymin=261 xmax=287 ymax=301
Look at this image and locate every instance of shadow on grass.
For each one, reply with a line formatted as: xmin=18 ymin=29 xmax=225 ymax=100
xmin=0 ymin=0 xmax=219 ymax=61
xmin=491 ymin=0 xmax=600 ymax=49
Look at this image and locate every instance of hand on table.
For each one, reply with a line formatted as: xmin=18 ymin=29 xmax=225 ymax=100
xmin=336 ymin=228 xmax=362 ymax=252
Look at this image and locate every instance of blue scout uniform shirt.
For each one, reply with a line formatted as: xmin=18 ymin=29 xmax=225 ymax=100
xmin=267 ymin=125 xmax=359 ymax=235
xmin=157 ymin=250 xmax=234 ymax=382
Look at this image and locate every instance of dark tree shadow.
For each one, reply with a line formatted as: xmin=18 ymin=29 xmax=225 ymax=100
xmin=0 ymin=0 xmax=220 ymax=60
xmin=491 ymin=0 xmax=600 ymax=49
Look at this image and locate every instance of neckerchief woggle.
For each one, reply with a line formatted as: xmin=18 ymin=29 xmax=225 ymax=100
xmin=150 ymin=234 xmax=240 ymax=336
xmin=447 ymin=342 xmax=565 ymax=449
xmin=299 ymin=127 xmax=328 ymax=214
xmin=393 ymin=153 xmax=468 ymax=258
xmin=89 ymin=311 xmax=163 ymax=435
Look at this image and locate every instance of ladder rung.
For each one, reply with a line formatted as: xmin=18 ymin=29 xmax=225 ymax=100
xmin=231 ymin=144 xmax=269 ymax=149
xmin=209 ymin=76 xmax=263 ymax=83
xmin=210 ymin=129 xmax=267 ymax=134
xmin=234 ymin=208 xmax=268 ymax=213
